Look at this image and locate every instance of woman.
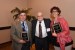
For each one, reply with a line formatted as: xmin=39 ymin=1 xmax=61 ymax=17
xmin=50 ymin=6 xmax=73 ymax=50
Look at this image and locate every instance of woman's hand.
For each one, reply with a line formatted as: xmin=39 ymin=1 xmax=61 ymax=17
xmin=52 ymin=31 xmax=57 ymax=37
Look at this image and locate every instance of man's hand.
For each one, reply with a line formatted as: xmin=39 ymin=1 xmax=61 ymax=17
xmin=19 ymin=39 xmax=26 ymax=44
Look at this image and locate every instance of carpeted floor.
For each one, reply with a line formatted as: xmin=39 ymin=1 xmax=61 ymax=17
xmin=0 ymin=42 xmax=54 ymax=50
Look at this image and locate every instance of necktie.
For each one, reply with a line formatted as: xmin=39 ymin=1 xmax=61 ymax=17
xmin=22 ymin=22 xmax=26 ymax=32
xmin=39 ymin=21 xmax=42 ymax=38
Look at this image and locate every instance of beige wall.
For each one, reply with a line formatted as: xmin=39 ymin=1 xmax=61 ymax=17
xmin=0 ymin=0 xmax=27 ymax=27
xmin=0 ymin=0 xmax=27 ymax=44
xmin=28 ymin=0 xmax=75 ymax=27
xmin=0 ymin=29 xmax=11 ymax=44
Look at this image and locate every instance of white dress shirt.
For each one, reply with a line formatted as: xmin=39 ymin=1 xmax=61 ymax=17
xmin=21 ymin=21 xmax=28 ymax=33
xmin=35 ymin=20 xmax=47 ymax=38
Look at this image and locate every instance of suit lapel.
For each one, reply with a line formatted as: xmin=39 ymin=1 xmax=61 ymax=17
xmin=16 ymin=20 xmax=22 ymax=34
xmin=26 ymin=20 xmax=32 ymax=41
xmin=34 ymin=20 xmax=37 ymax=30
xmin=43 ymin=19 xmax=47 ymax=28
xmin=26 ymin=21 xmax=29 ymax=33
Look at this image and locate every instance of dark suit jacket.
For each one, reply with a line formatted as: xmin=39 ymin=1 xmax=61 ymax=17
xmin=31 ymin=18 xmax=52 ymax=43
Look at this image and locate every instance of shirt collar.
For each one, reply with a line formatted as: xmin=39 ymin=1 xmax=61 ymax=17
xmin=21 ymin=20 xmax=26 ymax=24
xmin=38 ymin=20 xmax=44 ymax=23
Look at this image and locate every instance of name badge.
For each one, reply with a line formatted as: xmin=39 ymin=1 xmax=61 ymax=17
xmin=47 ymin=28 xmax=50 ymax=32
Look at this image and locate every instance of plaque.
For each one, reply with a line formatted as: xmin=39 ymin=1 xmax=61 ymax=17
xmin=22 ymin=32 xmax=28 ymax=40
xmin=52 ymin=22 xmax=62 ymax=33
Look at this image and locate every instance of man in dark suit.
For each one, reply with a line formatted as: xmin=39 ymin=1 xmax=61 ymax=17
xmin=11 ymin=11 xmax=32 ymax=50
xmin=31 ymin=12 xmax=51 ymax=50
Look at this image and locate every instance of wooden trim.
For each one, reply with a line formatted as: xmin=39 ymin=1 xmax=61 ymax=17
xmin=0 ymin=26 xmax=11 ymax=30
xmin=0 ymin=41 xmax=11 ymax=45
xmin=69 ymin=27 xmax=75 ymax=31
xmin=0 ymin=41 xmax=11 ymax=47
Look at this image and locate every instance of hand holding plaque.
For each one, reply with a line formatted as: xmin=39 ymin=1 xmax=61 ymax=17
xmin=52 ymin=22 xmax=62 ymax=33
xmin=22 ymin=32 xmax=28 ymax=41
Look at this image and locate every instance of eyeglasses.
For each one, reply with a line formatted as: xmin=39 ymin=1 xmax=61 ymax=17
xmin=52 ymin=11 xmax=58 ymax=12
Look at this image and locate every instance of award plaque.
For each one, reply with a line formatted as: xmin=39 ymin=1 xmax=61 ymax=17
xmin=53 ymin=22 xmax=62 ymax=33
xmin=22 ymin=32 xmax=28 ymax=40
